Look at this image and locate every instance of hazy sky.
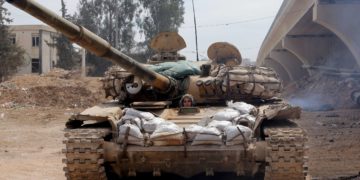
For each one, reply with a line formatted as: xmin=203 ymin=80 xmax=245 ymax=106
xmin=5 ymin=0 xmax=283 ymax=61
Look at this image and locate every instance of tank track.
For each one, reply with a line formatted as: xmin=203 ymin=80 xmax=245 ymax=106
xmin=63 ymin=128 xmax=110 ymax=180
xmin=264 ymin=127 xmax=308 ymax=180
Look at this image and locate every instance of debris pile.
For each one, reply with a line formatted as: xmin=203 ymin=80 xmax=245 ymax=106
xmin=43 ymin=68 xmax=81 ymax=79
xmin=0 ymin=70 xmax=105 ymax=108
xmin=283 ymin=73 xmax=360 ymax=110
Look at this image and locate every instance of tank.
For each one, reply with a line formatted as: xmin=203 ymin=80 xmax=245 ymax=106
xmin=7 ymin=1 xmax=308 ymax=179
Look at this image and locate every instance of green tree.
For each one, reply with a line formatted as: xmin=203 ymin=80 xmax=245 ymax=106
xmin=56 ymin=0 xmax=77 ymax=70
xmin=75 ymin=0 xmax=139 ymax=75
xmin=73 ymin=0 xmax=185 ymax=75
xmin=137 ymin=0 xmax=185 ymax=57
xmin=0 ymin=0 xmax=25 ymax=82
xmin=74 ymin=0 xmax=110 ymax=76
xmin=101 ymin=0 xmax=138 ymax=52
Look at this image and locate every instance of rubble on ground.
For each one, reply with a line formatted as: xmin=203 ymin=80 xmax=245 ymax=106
xmin=0 ymin=71 xmax=105 ymax=108
xmin=283 ymin=73 xmax=360 ymax=110
xmin=43 ymin=68 xmax=81 ymax=79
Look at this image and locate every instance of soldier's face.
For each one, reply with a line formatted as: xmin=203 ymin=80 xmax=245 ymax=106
xmin=183 ymin=97 xmax=192 ymax=107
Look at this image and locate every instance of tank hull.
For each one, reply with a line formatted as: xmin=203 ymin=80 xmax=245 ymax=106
xmin=63 ymin=104 xmax=307 ymax=179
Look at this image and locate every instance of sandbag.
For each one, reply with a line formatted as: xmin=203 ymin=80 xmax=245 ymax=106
xmin=117 ymin=123 xmax=145 ymax=146
xmin=224 ymin=125 xmax=252 ymax=144
xmin=150 ymin=122 xmax=183 ymax=146
xmin=227 ymin=101 xmax=257 ymax=115
xmin=118 ymin=123 xmax=143 ymax=139
xmin=213 ymin=108 xmax=240 ymax=121
xmin=185 ymin=124 xmax=205 ymax=141
xmin=207 ymin=120 xmax=232 ymax=131
xmin=143 ymin=117 xmax=165 ymax=133
xmin=234 ymin=114 xmax=256 ymax=128
xmin=191 ymin=127 xmax=223 ymax=146
xmin=123 ymin=108 xmax=155 ymax=120
xmin=119 ymin=114 xmax=143 ymax=129
xmin=150 ymin=122 xmax=182 ymax=139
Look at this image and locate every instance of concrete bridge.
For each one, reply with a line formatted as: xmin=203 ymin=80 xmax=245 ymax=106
xmin=257 ymin=0 xmax=360 ymax=87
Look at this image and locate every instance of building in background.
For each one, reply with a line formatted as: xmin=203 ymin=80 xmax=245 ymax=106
xmin=9 ymin=25 xmax=58 ymax=74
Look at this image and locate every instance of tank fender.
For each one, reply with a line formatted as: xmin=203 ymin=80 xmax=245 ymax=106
xmin=254 ymin=103 xmax=301 ymax=136
xmin=66 ymin=103 xmax=122 ymax=136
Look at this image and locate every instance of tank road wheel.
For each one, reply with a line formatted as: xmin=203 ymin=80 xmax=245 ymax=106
xmin=264 ymin=127 xmax=308 ymax=180
xmin=63 ymin=128 xmax=110 ymax=180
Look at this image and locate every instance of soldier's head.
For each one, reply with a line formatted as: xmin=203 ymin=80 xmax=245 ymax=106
xmin=180 ymin=94 xmax=195 ymax=107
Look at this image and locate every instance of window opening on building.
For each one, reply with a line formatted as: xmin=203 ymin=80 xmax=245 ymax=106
xmin=9 ymin=34 xmax=16 ymax=44
xmin=31 ymin=58 xmax=40 ymax=73
xmin=32 ymin=35 xmax=40 ymax=47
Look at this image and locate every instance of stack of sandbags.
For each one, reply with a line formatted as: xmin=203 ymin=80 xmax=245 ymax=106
xmin=150 ymin=122 xmax=183 ymax=146
xmin=224 ymin=125 xmax=252 ymax=146
xmin=117 ymin=108 xmax=161 ymax=146
xmin=206 ymin=101 xmax=257 ymax=129
xmin=122 ymin=108 xmax=164 ymax=134
xmin=227 ymin=101 xmax=257 ymax=128
xmin=195 ymin=101 xmax=256 ymax=146
xmin=222 ymin=66 xmax=282 ymax=99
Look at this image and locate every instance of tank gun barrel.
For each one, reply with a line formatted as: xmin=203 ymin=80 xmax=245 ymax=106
xmin=6 ymin=0 xmax=172 ymax=92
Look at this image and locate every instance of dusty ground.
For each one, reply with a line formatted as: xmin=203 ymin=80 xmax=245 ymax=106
xmin=1 ymin=72 xmax=360 ymax=179
xmin=0 ymin=107 xmax=72 ymax=180
xmin=297 ymin=109 xmax=360 ymax=179
xmin=0 ymin=106 xmax=360 ymax=180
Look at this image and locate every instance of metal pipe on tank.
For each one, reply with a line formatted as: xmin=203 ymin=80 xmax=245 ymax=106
xmin=6 ymin=0 xmax=172 ymax=92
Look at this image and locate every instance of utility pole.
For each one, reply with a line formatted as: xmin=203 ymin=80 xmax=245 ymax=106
xmin=192 ymin=0 xmax=199 ymax=61
xmin=81 ymin=48 xmax=86 ymax=77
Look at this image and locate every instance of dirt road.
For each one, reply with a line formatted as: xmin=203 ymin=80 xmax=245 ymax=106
xmin=0 ymin=107 xmax=360 ymax=180
xmin=0 ymin=107 xmax=76 ymax=180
